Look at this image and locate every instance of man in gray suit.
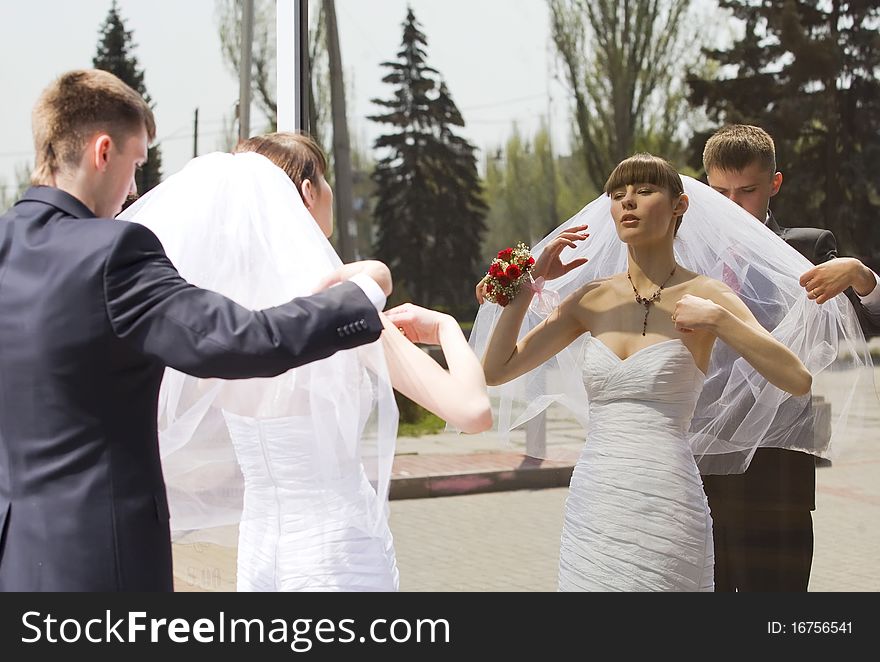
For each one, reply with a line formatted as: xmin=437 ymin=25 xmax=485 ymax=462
xmin=701 ymin=124 xmax=880 ymax=591
xmin=0 ymin=70 xmax=391 ymax=591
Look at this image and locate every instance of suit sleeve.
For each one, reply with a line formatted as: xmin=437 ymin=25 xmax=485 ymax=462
xmin=103 ymin=222 xmax=383 ymax=378
xmin=812 ymin=229 xmax=838 ymax=264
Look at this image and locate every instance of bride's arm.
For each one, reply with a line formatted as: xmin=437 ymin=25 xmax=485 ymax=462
xmin=673 ymin=285 xmax=812 ymax=396
xmin=481 ymin=288 xmax=585 ymax=386
xmin=380 ymin=306 xmax=492 ymax=434
xmin=481 ymin=226 xmax=591 ymax=386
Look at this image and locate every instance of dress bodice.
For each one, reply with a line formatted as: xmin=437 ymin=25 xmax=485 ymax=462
xmin=223 ymin=412 xmax=363 ymax=490
xmin=582 ymin=336 xmax=706 ymax=434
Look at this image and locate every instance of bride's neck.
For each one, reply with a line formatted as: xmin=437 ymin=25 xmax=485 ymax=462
xmin=626 ymin=243 xmax=677 ymax=289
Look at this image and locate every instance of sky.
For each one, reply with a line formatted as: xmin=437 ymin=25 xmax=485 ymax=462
xmin=0 ymin=0 xmax=576 ymax=193
xmin=0 ymin=0 xmax=724 ymax=193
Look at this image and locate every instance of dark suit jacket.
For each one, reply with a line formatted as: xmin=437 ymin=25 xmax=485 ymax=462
xmin=703 ymin=211 xmax=879 ymax=513
xmin=767 ymin=214 xmax=880 ymax=337
xmin=0 ymin=186 xmax=383 ymax=591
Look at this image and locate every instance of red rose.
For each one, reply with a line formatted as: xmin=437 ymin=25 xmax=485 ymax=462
xmin=496 ymin=275 xmax=510 ymax=287
xmin=527 ymin=256 xmax=535 ymax=266
xmin=489 ymin=262 xmax=503 ymax=277
xmin=497 ymin=248 xmax=514 ymax=261
xmin=496 ymin=293 xmax=510 ymax=306
xmin=486 ymin=283 xmax=494 ymax=293
xmin=505 ymin=264 xmax=521 ymax=279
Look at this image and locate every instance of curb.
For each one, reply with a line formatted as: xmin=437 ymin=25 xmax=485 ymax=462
xmin=389 ymin=455 xmax=575 ymax=500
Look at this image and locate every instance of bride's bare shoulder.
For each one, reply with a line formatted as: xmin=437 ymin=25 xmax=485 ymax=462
xmin=686 ymin=273 xmax=738 ymax=303
xmin=565 ymin=275 xmax=620 ymax=307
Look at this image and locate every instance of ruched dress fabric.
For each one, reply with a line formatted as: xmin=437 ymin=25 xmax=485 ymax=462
xmin=224 ymin=412 xmax=399 ymax=592
xmin=558 ymin=336 xmax=714 ymax=592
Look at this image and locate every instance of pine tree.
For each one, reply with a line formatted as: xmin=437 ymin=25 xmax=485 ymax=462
xmin=93 ymin=1 xmax=163 ymax=194
xmin=370 ymin=9 xmax=487 ymax=318
xmin=688 ymin=0 xmax=880 ymax=257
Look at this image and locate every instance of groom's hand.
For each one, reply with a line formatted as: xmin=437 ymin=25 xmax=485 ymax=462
xmin=313 ymin=260 xmax=392 ymax=297
xmin=800 ymin=257 xmax=877 ymax=304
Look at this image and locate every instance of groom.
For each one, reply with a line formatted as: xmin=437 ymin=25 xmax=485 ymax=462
xmin=700 ymin=124 xmax=880 ymax=591
xmin=0 ymin=69 xmax=391 ymax=591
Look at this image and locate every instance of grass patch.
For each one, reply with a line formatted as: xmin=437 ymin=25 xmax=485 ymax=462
xmin=395 ymin=391 xmax=447 ymax=437
xmin=398 ymin=411 xmax=447 ymax=437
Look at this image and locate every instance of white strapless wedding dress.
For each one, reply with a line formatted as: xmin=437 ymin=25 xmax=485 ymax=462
xmin=224 ymin=412 xmax=399 ymax=592
xmin=558 ymin=336 xmax=714 ymax=592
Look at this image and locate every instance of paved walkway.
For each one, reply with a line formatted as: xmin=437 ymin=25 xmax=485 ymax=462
xmin=173 ymin=361 xmax=880 ymax=592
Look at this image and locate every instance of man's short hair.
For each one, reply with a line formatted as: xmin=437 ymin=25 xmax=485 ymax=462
xmin=702 ymin=124 xmax=777 ymax=175
xmin=31 ymin=69 xmax=156 ymax=185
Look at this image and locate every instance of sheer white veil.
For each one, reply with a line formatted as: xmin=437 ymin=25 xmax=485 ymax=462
xmin=118 ymin=151 xmax=397 ymax=542
xmin=469 ymin=175 xmax=874 ymax=474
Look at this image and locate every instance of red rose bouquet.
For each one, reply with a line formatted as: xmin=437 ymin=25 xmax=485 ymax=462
xmin=482 ymin=242 xmax=535 ymax=306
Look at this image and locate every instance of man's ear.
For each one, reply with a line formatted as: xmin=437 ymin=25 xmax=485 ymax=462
xmin=300 ymin=178 xmax=314 ymax=209
xmin=770 ymin=171 xmax=783 ymax=198
xmin=92 ymin=134 xmax=113 ymax=172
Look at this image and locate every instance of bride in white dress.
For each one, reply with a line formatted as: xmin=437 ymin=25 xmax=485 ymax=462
xmin=477 ymin=153 xmax=814 ymax=591
xmin=121 ymin=132 xmax=491 ymax=591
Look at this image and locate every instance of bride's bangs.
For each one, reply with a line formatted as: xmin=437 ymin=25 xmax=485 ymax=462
xmin=604 ymin=153 xmax=684 ymax=198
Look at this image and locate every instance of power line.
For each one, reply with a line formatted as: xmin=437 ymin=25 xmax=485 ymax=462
xmin=461 ymin=93 xmax=548 ymax=112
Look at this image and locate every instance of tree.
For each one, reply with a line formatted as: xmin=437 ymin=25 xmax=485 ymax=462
xmin=483 ymin=122 xmax=594 ymax=263
xmin=370 ymin=8 xmax=488 ymax=318
xmin=217 ymin=1 xmax=358 ymax=257
xmin=548 ymin=0 xmax=696 ymax=190
xmin=0 ymin=162 xmax=32 ymax=214
xmin=93 ymin=1 xmax=162 ymax=193
xmin=689 ymin=0 xmax=880 ymax=257
xmin=217 ymin=0 xmax=278 ymax=130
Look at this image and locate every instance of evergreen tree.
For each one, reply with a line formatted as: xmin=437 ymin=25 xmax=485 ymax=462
xmin=93 ymin=1 xmax=163 ymax=193
xmin=688 ymin=0 xmax=880 ymax=257
xmin=370 ymin=8 xmax=487 ymax=318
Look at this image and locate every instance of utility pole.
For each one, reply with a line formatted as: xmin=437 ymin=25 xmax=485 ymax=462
xmin=192 ymin=107 xmax=199 ymax=158
xmin=238 ymin=0 xmax=255 ymax=142
xmin=324 ymin=0 xmax=355 ymax=261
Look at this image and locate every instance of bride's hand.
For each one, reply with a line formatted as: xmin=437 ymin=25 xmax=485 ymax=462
xmin=672 ymin=294 xmax=723 ymax=333
xmin=384 ymin=303 xmax=454 ymax=346
xmin=312 ymin=260 xmax=392 ymax=296
xmin=475 ymin=276 xmax=490 ymax=304
xmin=531 ymin=224 xmax=590 ymax=282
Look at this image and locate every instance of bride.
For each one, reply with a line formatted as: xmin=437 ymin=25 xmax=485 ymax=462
xmin=477 ymin=153 xmax=816 ymax=591
xmin=120 ymin=132 xmax=491 ymax=591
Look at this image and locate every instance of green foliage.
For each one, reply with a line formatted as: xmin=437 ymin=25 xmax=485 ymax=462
xmin=482 ymin=122 xmax=596 ymax=263
xmin=216 ymin=0 xmax=278 ymax=131
xmin=0 ymin=162 xmax=32 ymax=213
xmin=688 ymin=0 xmax=880 ymax=259
xmin=93 ymin=1 xmax=163 ymax=193
xmin=395 ymin=390 xmax=446 ymax=437
xmin=397 ymin=411 xmax=447 ymax=438
xmin=548 ymin=0 xmax=697 ymax=190
xmin=370 ymin=8 xmax=488 ymax=320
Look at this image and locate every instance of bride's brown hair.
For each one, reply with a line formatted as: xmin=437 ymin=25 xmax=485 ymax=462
xmin=235 ymin=132 xmax=328 ymax=204
xmin=604 ymin=153 xmax=686 ymax=234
